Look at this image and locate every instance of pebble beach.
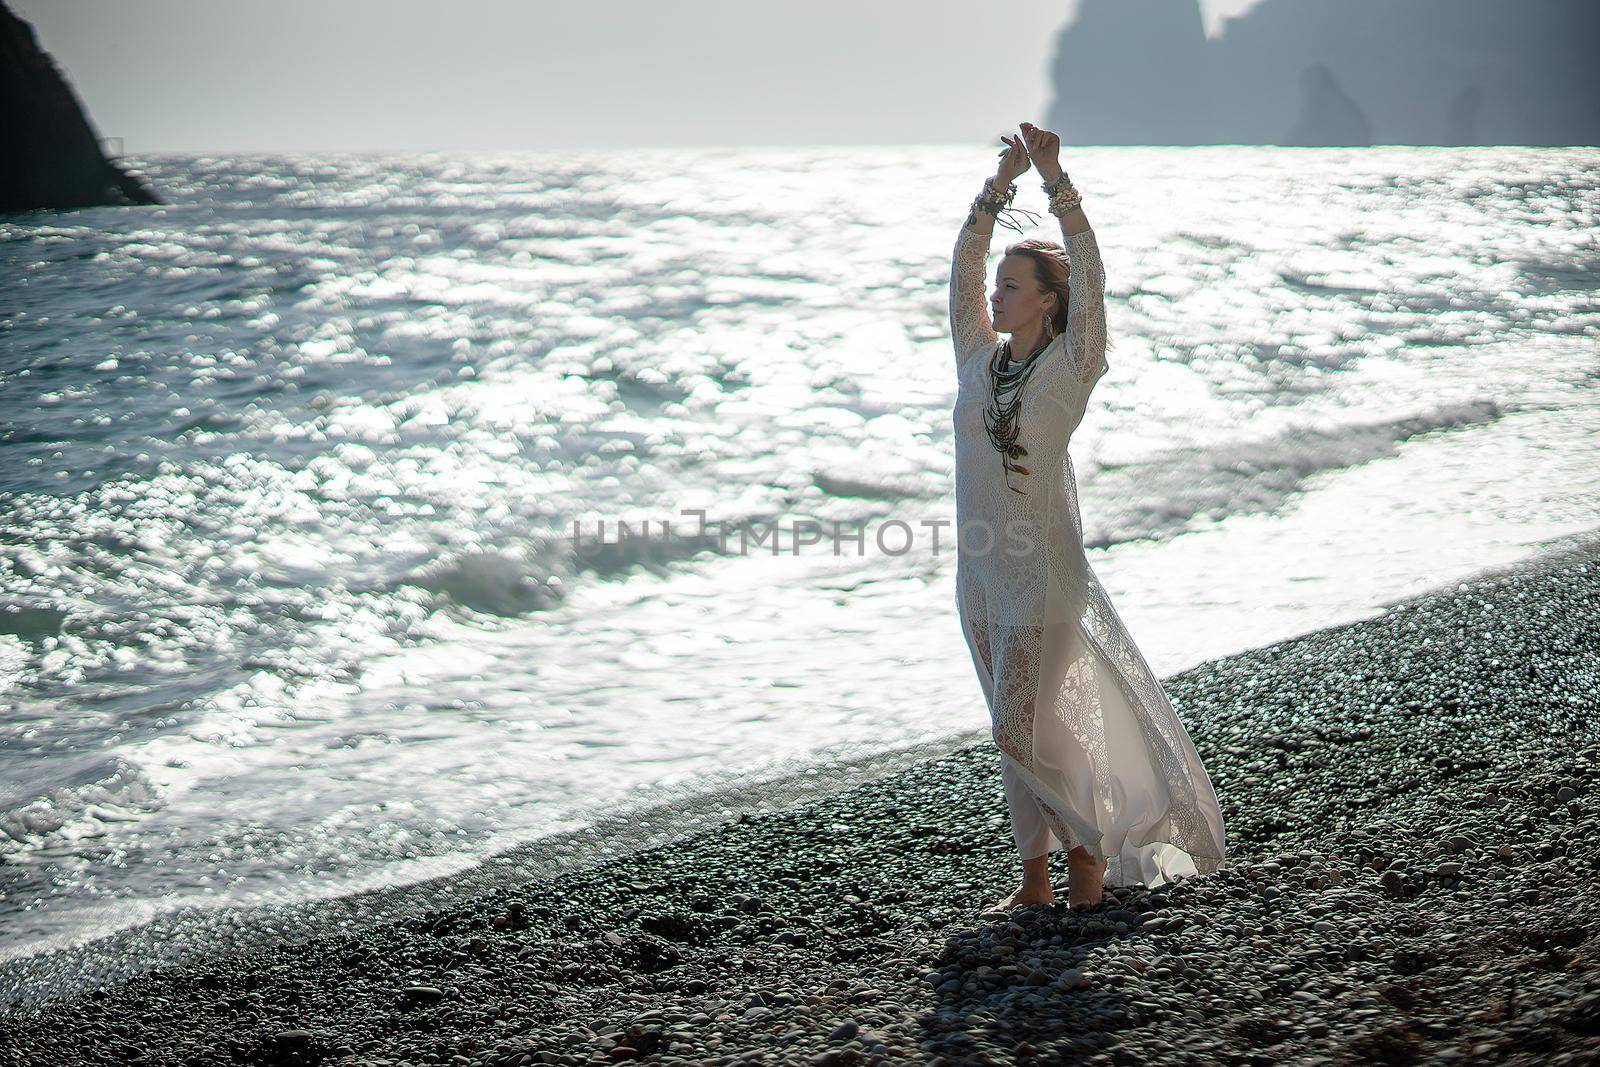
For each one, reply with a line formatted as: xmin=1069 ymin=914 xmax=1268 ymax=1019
xmin=3 ymin=531 xmax=1598 ymax=1066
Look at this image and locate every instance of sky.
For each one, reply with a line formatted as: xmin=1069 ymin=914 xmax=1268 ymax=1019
xmin=17 ymin=0 xmax=1268 ymax=152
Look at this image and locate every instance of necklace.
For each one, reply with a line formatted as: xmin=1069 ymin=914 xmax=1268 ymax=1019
xmin=984 ymin=336 xmax=1050 ymax=495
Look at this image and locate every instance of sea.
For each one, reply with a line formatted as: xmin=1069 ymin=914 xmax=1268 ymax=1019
xmin=2 ymin=145 xmax=1597 ymax=1009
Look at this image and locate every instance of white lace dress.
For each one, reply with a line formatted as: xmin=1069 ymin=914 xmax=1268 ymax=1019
xmin=949 ymin=208 xmax=1227 ymax=887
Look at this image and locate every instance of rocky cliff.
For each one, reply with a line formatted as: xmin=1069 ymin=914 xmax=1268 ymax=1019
xmin=1046 ymin=0 xmax=1600 ymax=146
xmin=1 ymin=0 xmax=159 ymax=213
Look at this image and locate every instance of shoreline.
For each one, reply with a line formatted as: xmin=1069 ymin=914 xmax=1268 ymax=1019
xmin=0 ymin=731 xmax=983 ymax=1017
xmin=2 ymin=531 xmax=1598 ymax=1065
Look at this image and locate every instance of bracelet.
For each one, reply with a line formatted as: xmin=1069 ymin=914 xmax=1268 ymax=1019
xmin=971 ymin=177 xmax=1043 ymax=234
xmin=1042 ymin=173 xmax=1083 ymax=215
xmin=972 ymin=177 xmax=1016 ymax=216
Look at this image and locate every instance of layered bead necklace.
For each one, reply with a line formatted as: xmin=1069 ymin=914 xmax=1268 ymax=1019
xmin=984 ymin=335 xmax=1052 ymax=495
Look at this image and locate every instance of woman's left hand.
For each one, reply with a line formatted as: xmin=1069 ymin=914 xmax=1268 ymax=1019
xmin=1019 ymin=122 xmax=1064 ymax=183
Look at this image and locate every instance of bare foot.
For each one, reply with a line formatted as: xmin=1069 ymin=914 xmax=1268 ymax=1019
xmin=984 ymin=850 xmax=1058 ymax=913
xmin=979 ymin=883 xmax=1056 ymax=915
xmin=1066 ymin=852 xmax=1108 ymax=909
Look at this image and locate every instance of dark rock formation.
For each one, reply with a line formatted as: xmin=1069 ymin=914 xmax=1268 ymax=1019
xmin=1046 ymin=0 xmax=1600 ymax=146
xmin=1282 ymin=63 xmax=1373 ymax=147
xmin=0 ymin=0 xmax=159 ymax=213
xmin=1049 ymin=0 xmax=1218 ymax=147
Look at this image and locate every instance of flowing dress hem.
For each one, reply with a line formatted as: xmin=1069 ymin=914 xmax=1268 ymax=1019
xmin=996 ymin=747 xmax=1226 ymax=888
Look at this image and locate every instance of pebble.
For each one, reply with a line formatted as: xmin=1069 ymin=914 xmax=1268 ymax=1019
xmin=826 ymin=1020 xmax=858 ymax=1043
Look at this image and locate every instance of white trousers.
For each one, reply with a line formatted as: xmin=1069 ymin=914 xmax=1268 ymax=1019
xmin=1001 ymin=752 xmax=1064 ymax=861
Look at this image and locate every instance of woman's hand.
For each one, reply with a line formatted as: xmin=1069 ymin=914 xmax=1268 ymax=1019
xmin=1019 ymin=122 xmax=1064 ymax=183
xmin=994 ymin=132 xmax=1030 ymax=186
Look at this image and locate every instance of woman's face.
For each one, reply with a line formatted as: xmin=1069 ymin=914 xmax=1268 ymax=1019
xmin=991 ymin=254 xmax=1054 ymax=335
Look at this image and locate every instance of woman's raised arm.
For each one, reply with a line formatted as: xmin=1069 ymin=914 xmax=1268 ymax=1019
xmin=1022 ymin=122 xmax=1107 ymax=381
xmin=949 ymin=135 xmax=1031 ymax=366
xmin=1057 ymin=208 xmax=1107 ymax=382
xmin=949 ymin=188 xmax=1000 ymax=364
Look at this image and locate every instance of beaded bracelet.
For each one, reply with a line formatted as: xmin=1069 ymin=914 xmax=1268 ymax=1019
xmin=972 ymin=178 xmax=1042 ymax=233
xmin=972 ymin=177 xmax=1016 ymax=215
xmin=1042 ymin=173 xmax=1083 ymax=215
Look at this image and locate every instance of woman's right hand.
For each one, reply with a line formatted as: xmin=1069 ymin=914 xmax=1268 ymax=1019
xmin=994 ymin=132 xmax=1030 ymax=186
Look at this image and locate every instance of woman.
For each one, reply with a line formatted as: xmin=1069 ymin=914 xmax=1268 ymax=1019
xmin=950 ymin=122 xmax=1227 ymax=912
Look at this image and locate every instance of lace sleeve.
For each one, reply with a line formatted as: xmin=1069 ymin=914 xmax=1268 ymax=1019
xmin=949 ymin=221 xmax=999 ymax=365
xmin=1063 ymin=226 xmax=1109 ymax=383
